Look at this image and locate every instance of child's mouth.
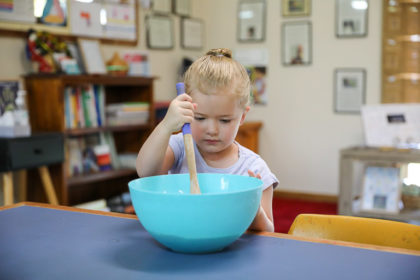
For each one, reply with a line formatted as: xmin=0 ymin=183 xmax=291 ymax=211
xmin=204 ymin=139 xmax=219 ymax=145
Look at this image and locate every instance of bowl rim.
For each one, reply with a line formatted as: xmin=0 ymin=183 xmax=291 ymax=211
xmin=128 ymin=173 xmax=263 ymax=197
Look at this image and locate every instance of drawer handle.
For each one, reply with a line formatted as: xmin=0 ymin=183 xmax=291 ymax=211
xmin=34 ymin=148 xmax=43 ymax=155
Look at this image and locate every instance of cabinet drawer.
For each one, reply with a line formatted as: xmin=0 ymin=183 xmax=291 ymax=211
xmin=0 ymin=133 xmax=64 ymax=171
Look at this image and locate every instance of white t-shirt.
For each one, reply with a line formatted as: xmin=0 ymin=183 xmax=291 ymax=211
xmin=169 ymin=133 xmax=278 ymax=190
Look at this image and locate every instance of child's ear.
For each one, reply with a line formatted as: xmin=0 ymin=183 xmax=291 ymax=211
xmin=240 ymin=106 xmax=250 ymax=125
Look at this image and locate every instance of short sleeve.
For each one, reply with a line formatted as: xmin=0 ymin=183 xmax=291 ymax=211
xmin=249 ymin=157 xmax=279 ymax=190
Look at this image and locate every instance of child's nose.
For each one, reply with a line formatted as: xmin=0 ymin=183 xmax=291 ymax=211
xmin=207 ymin=119 xmax=218 ymax=135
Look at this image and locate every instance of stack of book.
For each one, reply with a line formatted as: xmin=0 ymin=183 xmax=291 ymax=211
xmin=66 ymin=132 xmax=119 ymax=176
xmin=64 ymin=85 xmax=105 ymax=129
xmin=106 ymin=102 xmax=149 ymax=126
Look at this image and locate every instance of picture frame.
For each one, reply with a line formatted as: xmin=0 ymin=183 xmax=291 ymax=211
xmin=336 ymin=0 xmax=368 ymax=38
xmin=151 ymin=0 xmax=172 ymax=14
xmin=146 ymin=15 xmax=174 ymax=49
xmin=237 ymin=0 xmax=266 ymax=42
xmin=361 ymin=165 xmax=402 ymax=214
xmin=173 ymin=0 xmax=191 ymax=16
xmin=282 ymin=21 xmax=312 ymax=66
xmin=181 ymin=18 xmax=204 ymax=50
xmin=282 ymin=0 xmax=311 ymax=17
xmin=77 ymin=39 xmax=106 ymax=74
xmin=334 ymin=68 xmax=366 ymax=113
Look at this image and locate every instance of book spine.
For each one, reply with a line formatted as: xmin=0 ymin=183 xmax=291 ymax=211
xmin=81 ymin=87 xmax=92 ymax=127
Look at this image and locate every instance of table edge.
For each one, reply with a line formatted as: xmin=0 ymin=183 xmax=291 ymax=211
xmin=2 ymin=202 xmax=420 ymax=256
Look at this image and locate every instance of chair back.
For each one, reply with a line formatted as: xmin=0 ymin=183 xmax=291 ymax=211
xmin=288 ymin=214 xmax=420 ymax=251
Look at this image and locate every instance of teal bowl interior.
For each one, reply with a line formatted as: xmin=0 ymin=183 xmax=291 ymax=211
xmin=128 ymin=173 xmax=263 ymax=253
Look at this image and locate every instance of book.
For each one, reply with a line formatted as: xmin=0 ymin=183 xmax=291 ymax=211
xmin=73 ymin=199 xmax=110 ymax=212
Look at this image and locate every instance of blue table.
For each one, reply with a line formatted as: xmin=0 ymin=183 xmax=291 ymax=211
xmin=1 ymin=203 xmax=419 ymax=280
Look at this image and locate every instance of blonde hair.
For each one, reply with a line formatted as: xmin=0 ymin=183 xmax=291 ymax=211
xmin=184 ymin=48 xmax=250 ymax=108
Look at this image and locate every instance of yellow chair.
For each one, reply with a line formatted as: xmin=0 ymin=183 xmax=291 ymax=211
xmin=288 ymin=214 xmax=420 ymax=251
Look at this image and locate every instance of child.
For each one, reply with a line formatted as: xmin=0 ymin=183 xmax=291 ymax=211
xmin=136 ymin=48 xmax=278 ymax=232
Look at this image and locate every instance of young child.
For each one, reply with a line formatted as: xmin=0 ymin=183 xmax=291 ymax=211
xmin=136 ymin=48 xmax=278 ymax=232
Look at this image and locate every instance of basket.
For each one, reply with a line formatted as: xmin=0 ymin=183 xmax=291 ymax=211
xmin=402 ymin=194 xmax=420 ymax=209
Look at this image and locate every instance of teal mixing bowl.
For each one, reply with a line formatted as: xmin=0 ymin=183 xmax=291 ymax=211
xmin=128 ymin=173 xmax=263 ymax=253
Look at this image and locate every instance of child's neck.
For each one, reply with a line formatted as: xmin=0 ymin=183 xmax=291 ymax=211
xmin=198 ymin=143 xmax=239 ymax=169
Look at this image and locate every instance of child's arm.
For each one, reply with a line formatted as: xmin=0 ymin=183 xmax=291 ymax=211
xmin=249 ymin=186 xmax=274 ymax=232
xmin=248 ymin=170 xmax=275 ymax=232
xmin=136 ymin=93 xmax=195 ymax=177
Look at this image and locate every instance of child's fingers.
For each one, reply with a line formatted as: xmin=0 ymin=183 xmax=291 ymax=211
xmin=176 ymin=93 xmax=192 ymax=102
xmin=248 ymin=170 xmax=262 ymax=179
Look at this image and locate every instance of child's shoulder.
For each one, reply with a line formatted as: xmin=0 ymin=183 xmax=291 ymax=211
xmin=237 ymin=142 xmax=264 ymax=162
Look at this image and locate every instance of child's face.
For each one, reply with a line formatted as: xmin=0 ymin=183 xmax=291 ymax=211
xmin=190 ymin=88 xmax=249 ymax=155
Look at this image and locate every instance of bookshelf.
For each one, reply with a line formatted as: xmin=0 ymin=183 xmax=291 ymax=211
xmin=382 ymin=0 xmax=420 ymax=103
xmin=24 ymin=74 xmax=155 ymax=205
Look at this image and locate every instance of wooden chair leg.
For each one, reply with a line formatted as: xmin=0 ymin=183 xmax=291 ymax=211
xmin=17 ymin=170 xmax=27 ymax=202
xmin=3 ymin=172 xmax=13 ymax=206
xmin=38 ymin=166 xmax=59 ymax=205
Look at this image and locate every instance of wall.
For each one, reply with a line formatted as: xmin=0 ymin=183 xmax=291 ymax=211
xmin=0 ymin=0 xmax=382 ymax=199
xmin=198 ymin=0 xmax=382 ymax=195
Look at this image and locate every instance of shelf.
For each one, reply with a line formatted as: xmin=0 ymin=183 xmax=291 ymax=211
xmin=24 ymin=74 xmax=157 ymax=86
xmin=24 ymin=73 xmax=155 ymax=205
xmin=67 ymin=168 xmax=137 ymax=187
xmin=65 ymin=124 xmax=152 ymax=137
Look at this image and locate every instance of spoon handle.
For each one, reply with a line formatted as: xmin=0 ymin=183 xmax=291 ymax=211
xmin=176 ymin=83 xmax=201 ymax=194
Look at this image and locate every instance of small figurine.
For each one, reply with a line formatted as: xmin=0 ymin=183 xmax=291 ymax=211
xmin=106 ymin=52 xmax=128 ymax=76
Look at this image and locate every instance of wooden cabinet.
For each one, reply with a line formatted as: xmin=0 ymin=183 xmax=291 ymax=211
xmin=236 ymin=121 xmax=262 ymax=153
xmin=24 ymin=74 xmax=155 ymax=205
xmin=382 ymin=0 xmax=420 ymax=103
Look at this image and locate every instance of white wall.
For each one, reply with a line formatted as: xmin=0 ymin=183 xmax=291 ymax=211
xmin=0 ymin=0 xmax=382 ymax=197
xmin=198 ymin=0 xmax=382 ymax=195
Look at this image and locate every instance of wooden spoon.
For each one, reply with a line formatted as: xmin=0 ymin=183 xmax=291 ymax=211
xmin=176 ymin=83 xmax=201 ymax=194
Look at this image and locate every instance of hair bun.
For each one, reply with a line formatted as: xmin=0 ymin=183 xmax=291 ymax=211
xmin=206 ymin=48 xmax=232 ymax=58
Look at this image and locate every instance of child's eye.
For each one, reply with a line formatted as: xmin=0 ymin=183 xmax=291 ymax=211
xmin=194 ymin=116 xmax=205 ymax=121
xmin=220 ymin=119 xmax=231 ymax=123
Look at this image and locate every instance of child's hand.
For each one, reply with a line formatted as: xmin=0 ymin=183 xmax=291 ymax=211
xmin=248 ymin=170 xmax=262 ymax=180
xmin=162 ymin=93 xmax=197 ymax=133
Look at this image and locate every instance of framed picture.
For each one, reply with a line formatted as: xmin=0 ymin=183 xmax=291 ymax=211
xmin=361 ymin=165 xmax=402 ymax=214
xmin=173 ymin=0 xmax=191 ymax=16
xmin=181 ymin=18 xmax=204 ymax=49
xmin=151 ymin=0 xmax=172 ymax=14
xmin=146 ymin=15 xmax=174 ymax=49
xmin=282 ymin=0 xmax=311 ymax=17
xmin=77 ymin=39 xmax=106 ymax=74
xmin=282 ymin=21 xmax=312 ymax=66
xmin=334 ymin=68 xmax=366 ymax=113
xmin=237 ymin=0 xmax=266 ymax=42
xmin=336 ymin=0 xmax=368 ymax=38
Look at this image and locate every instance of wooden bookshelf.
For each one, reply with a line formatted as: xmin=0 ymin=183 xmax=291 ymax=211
xmin=382 ymin=0 xmax=420 ymax=103
xmin=24 ymin=74 xmax=155 ymax=205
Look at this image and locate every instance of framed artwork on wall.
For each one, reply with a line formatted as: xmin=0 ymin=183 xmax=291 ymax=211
xmin=336 ymin=0 xmax=368 ymax=38
xmin=282 ymin=21 xmax=312 ymax=66
xmin=146 ymin=15 xmax=174 ymax=49
xmin=78 ymin=39 xmax=106 ymax=74
xmin=173 ymin=0 xmax=191 ymax=16
xmin=282 ymin=0 xmax=311 ymax=17
xmin=181 ymin=18 xmax=204 ymax=50
xmin=334 ymin=68 xmax=366 ymax=113
xmin=237 ymin=0 xmax=266 ymax=42
xmin=151 ymin=0 xmax=172 ymax=14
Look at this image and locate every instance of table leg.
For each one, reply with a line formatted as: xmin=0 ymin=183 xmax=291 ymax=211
xmin=17 ymin=170 xmax=27 ymax=202
xmin=3 ymin=172 xmax=13 ymax=206
xmin=38 ymin=166 xmax=59 ymax=205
